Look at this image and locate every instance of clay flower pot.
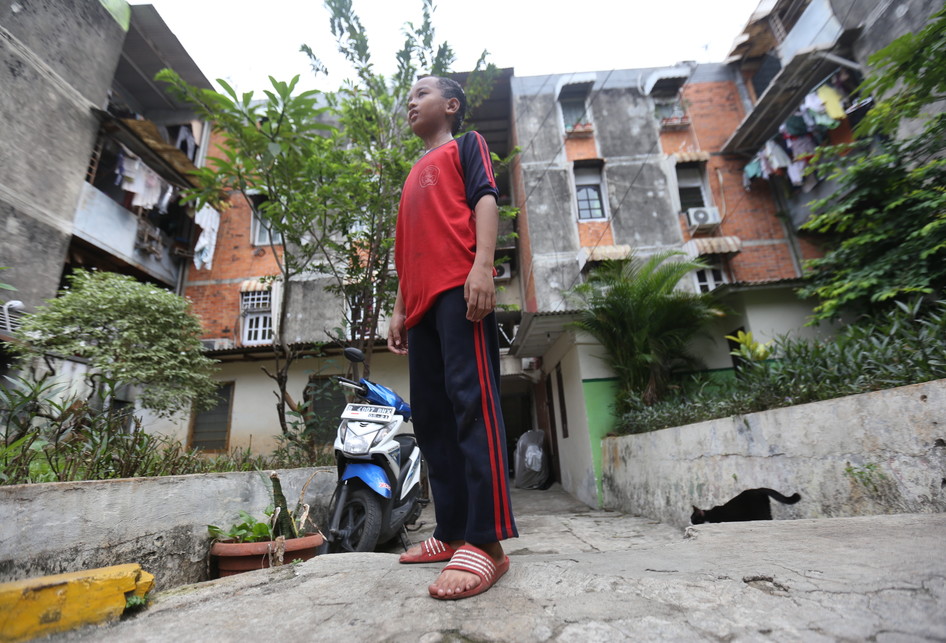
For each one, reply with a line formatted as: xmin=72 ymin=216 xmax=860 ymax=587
xmin=210 ymin=532 xmax=324 ymax=577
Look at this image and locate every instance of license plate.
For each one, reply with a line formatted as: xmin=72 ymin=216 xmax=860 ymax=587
xmin=341 ymin=403 xmax=396 ymax=422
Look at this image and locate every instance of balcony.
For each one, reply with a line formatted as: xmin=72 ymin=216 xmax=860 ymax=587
xmin=73 ymin=182 xmax=186 ymax=286
xmin=721 ymin=0 xmax=856 ymax=154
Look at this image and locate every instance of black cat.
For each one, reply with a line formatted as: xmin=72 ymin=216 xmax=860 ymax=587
xmin=690 ymin=488 xmax=801 ymax=524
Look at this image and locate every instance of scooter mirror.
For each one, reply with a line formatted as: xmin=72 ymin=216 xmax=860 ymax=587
xmin=343 ymin=347 xmax=366 ymax=363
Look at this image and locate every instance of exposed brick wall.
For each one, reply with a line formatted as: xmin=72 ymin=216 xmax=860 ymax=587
xmin=729 ymin=243 xmax=798 ymax=282
xmin=578 ymin=220 xmax=614 ymax=248
xmin=564 ymin=134 xmax=597 ymax=162
xmin=682 ymin=81 xmax=745 ymax=150
xmin=184 ymin=129 xmax=283 ymax=341
xmin=664 ymin=79 xmax=803 ymax=284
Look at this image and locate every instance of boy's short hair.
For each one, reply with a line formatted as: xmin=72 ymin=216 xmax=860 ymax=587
xmin=433 ymin=76 xmax=467 ymax=136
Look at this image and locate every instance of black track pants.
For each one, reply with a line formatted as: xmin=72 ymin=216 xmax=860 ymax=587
xmin=407 ymin=287 xmax=518 ymax=544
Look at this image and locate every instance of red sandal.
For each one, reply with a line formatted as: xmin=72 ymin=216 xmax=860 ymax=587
xmin=429 ymin=544 xmax=510 ymax=600
xmin=399 ymin=537 xmax=456 ymax=564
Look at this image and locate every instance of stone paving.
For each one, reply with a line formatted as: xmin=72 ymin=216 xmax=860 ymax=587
xmin=52 ymin=484 xmax=946 ymax=642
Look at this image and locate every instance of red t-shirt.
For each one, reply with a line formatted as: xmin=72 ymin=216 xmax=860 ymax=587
xmin=395 ymin=131 xmax=499 ymax=328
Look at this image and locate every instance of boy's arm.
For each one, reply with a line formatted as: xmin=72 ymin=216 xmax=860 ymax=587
xmin=464 ymin=194 xmax=498 ymax=322
xmin=387 ymin=285 xmax=408 ymax=354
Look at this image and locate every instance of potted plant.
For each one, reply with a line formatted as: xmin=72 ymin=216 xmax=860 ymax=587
xmin=208 ymin=471 xmax=324 ymax=577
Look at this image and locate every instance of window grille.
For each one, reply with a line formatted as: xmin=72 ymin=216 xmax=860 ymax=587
xmin=241 ymin=290 xmax=273 ymax=346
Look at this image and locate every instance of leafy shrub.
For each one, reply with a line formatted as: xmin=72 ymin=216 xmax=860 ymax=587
xmin=620 ymin=299 xmax=946 ymax=434
xmin=0 ymin=374 xmax=333 ymax=486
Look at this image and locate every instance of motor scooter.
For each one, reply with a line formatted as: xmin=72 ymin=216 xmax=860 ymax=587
xmin=324 ymin=347 xmax=426 ymax=552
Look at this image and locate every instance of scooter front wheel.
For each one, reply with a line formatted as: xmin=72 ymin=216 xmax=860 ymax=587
xmin=329 ymin=488 xmax=384 ymax=553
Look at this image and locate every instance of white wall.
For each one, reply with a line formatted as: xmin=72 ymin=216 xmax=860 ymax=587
xmin=692 ymin=288 xmax=838 ymax=371
xmin=143 ymin=350 xmax=413 ymax=454
xmin=542 ymin=331 xmax=616 ymax=508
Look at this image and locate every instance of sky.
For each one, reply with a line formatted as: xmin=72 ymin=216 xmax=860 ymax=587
xmin=131 ymin=0 xmax=763 ymax=94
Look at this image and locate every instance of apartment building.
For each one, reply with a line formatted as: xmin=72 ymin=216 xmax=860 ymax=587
xmin=0 ymin=2 xmax=213 ymax=394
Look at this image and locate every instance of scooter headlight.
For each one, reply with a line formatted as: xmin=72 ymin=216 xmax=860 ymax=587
xmin=344 ymin=430 xmax=371 ymax=455
xmin=341 ymin=420 xmax=398 ymax=456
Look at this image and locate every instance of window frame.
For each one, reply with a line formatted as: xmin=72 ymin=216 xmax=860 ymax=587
xmin=574 ymin=165 xmax=609 ymax=221
xmin=189 ymin=381 xmax=234 ymax=452
xmin=241 ymin=289 xmax=273 ymax=346
xmin=676 ymin=165 xmax=708 ymax=212
xmin=252 ymin=211 xmax=283 ymax=247
xmin=693 ymin=262 xmax=728 ymax=293
xmin=560 ymin=96 xmax=589 ymax=132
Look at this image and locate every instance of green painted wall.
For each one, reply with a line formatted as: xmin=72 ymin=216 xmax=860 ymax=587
xmin=581 ymin=378 xmax=619 ymax=505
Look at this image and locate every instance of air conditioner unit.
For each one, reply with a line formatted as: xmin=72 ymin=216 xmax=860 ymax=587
xmin=686 ymin=206 xmax=721 ymax=231
xmin=200 ymin=338 xmax=234 ymax=351
xmin=494 ymin=262 xmax=513 ymax=281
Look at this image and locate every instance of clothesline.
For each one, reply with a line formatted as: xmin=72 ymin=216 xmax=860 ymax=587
xmin=742 ymin=68 xmax=865 ymax=193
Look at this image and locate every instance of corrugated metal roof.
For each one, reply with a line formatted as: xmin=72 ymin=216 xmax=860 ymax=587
xmin=582 ymin=245 xmax=632 ymax=262
xmin=240 ymin=279 xmax=270 ymax=292
xmin=673 ymin=150 xmax=711 ymax=163
xmin=683 ymin=236 xmax=742 ymax=257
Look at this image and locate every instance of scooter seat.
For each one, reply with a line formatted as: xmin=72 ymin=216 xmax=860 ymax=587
xmin=394 ymin=435 xmax=414 ymax=463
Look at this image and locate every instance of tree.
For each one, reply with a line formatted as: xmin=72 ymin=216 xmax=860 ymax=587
xmin=798 ymin=6 xmax=946 ymax=320
xmin=569 ymin=251 xmax=724 ymax=410
xmin=158 ymin=0 xmax=508 ymax=438
xmin=12 ymin=270 xmax=218 ymax=418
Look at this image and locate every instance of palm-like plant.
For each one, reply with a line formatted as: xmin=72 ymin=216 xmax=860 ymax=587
xmin=570 ymin=251 xmax=724 ymax=410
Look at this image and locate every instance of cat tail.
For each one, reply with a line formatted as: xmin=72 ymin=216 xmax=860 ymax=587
xmin=761 ymin=489 xmax=801 ymax=504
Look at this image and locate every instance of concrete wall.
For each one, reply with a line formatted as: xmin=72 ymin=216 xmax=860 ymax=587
xmin=601 ymin=379 xmax=946 ymax=529
xmin=511 ymin=70 xmax=682 ymax=313
xmin=0 ymin=0 xmax=127 ymax=309
xmin=0 ymin=467 xmax=336 ymax=590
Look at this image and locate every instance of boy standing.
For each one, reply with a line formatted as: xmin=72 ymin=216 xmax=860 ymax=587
xmin=388 ymin=76 xmax=518 ymax=600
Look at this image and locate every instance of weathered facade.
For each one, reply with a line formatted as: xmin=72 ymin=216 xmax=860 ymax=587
xmin=0 ymin=1 xmax=214 ymax=396
xmin=506 ymin=0 xmax=941 ymax=506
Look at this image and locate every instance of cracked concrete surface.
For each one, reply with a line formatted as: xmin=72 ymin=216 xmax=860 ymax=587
xmin=51 ymin=485 xmax=946 ymax=642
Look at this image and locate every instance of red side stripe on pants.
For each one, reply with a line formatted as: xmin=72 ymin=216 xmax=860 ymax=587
xmin=473 ymin=320 xmax=513 ymax=539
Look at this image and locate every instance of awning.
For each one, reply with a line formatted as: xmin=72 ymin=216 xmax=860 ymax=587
xmin=240 ymin=279 xmax=270 ymax=292
xmin=580 ymin=244 xmax=631 ymax=262
xmin=509 ymin=310 xmax=584 ymax=358
xmin=683 ymin=236 xmax=742 ymax=257
xmin=643 ymin=65 xmax=692 ymax=96
xmin=576 ymin=244 xmax=632 ymax=273
xmin=673 ymin=151 xmax=711 ymax=164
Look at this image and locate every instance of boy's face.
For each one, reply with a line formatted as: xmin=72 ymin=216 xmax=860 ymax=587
xmin=407 ymin=77 xmax=457 ymax=138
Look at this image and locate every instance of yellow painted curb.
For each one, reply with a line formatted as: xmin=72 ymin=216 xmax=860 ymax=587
xmin=0 ymin=563 xmax=154 ymax=642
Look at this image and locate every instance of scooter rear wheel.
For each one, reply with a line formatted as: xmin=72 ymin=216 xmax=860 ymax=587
xmin=329 ymin=488 xmax=384 ymax=553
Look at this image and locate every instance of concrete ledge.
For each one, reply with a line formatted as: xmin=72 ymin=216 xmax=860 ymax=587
xmin=601 ymin=378 xmax=946 ymax=528
xmin=0 ymin=563 xmax=153 ymax=642
xmin=0 ymin=467 xmax=336 ymax=590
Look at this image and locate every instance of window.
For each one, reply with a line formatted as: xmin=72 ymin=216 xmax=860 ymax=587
xmin=575 ymin=166 xmax=607 ymax=220
xmin=252 ymin=211 xmax=282 ymax=246
xmin=191 ymin=382 xmax=233 ymax=451
xmin=241 ymin=289 xmax=273 ymax=346
xmin=558 ymin=81 xmax=593 ymax=132
xmin=676 ymin=165 xmax=707 ymax=211
xmin=694 ymin=262 xmax=727 ymax=293
xmin=561 ymin=97 xmax=588 ymax=131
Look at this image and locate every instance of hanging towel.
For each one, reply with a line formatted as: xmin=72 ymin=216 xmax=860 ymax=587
xmin=193 ymin=204 xmax=220 ymax=270
xmin=743 ymin=157 xmax=763 ymax=189
xmin=816 ymin=85 xmax=846 ymax=120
